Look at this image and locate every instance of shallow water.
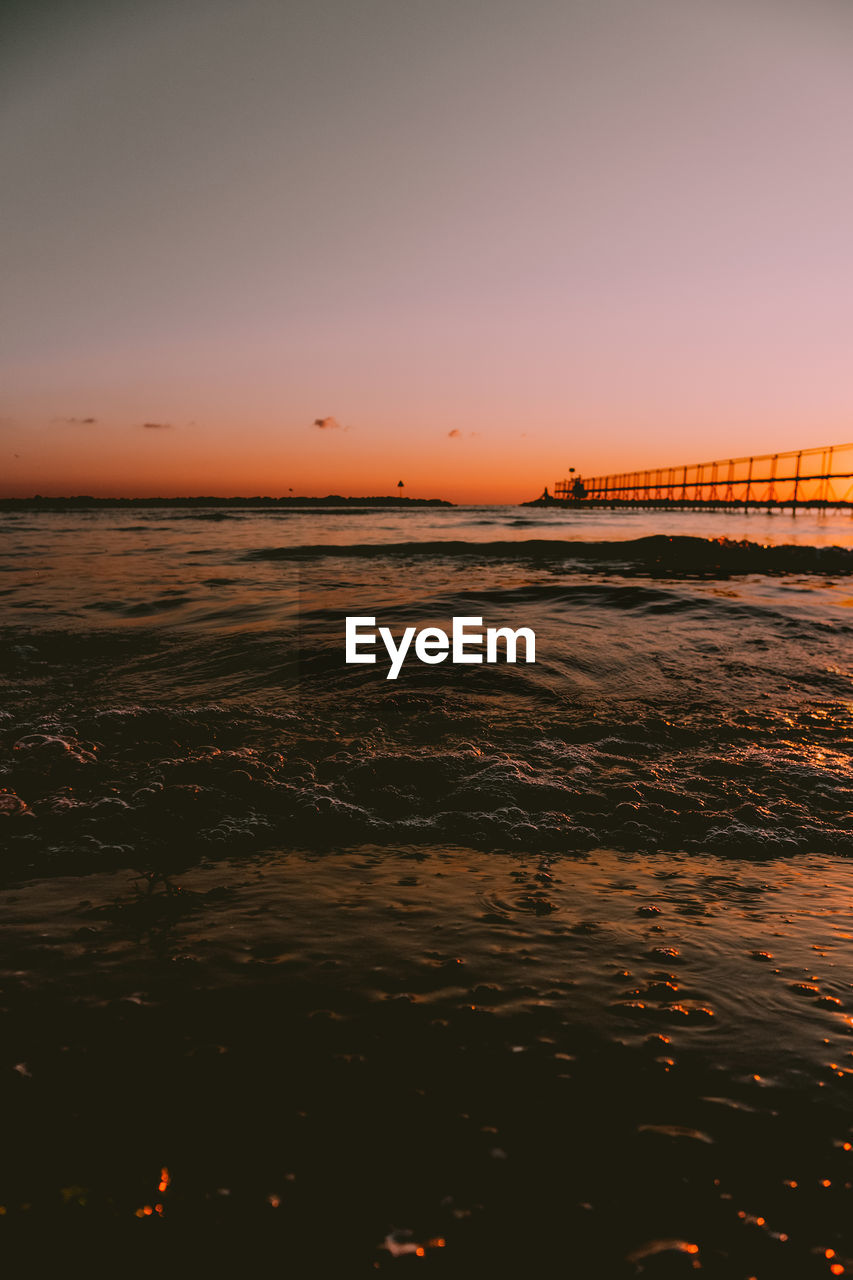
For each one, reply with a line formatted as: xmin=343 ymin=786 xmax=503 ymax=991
xmin=1 ymin=506 xmax=852 ymax=1272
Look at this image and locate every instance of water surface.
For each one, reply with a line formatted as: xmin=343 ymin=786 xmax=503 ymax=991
xmin=1 ymin=506 xmax=852 ymax=1273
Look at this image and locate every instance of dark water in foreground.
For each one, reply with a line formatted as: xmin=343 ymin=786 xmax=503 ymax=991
xmin=1 ymin=507 xmax=852 ymax=1273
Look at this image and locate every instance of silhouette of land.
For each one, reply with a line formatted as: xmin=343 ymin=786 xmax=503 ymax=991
xmin=0 ymin=494 xmax=454 ymax=510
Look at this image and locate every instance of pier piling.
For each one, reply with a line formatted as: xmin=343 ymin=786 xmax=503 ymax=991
xmin=553 ymin=443 xmax=853 ymax=508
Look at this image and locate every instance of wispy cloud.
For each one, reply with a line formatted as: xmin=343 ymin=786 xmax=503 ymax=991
xmin=313 ymin=416 xmax=349 ymax=431
xmin=448 ymin=428 xmax=461 ymax=438
xmin=55 ymin=416 xmax=97 ymax=424
xmin=140 ymin=422 xmax=172 ymax=430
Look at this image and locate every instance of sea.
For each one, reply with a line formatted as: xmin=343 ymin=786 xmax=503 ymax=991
xmin=1 ymin=503 xmax=852 ymax=1274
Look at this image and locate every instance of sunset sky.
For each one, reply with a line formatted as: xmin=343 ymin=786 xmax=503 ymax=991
xmin=2 ymin=0 xmax=853 ymax=503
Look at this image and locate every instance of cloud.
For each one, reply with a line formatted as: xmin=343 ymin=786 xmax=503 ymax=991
xmin=448 ymin=429 xmax=461 ymax=438
xmin=140 ymin=422 xmax=172 ymax=430
xmin=56 ymin=416 xmax=97 ymax=424
xmin=313 ymin=416 xmax=345 ymax=430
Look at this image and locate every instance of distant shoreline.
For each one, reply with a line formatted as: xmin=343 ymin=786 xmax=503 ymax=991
xmin=0 ymin=494 xmax=455 ymax=510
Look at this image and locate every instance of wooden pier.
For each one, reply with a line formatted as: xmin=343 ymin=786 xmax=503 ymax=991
xmin=553 ymin=443 xmax=853 ymax=508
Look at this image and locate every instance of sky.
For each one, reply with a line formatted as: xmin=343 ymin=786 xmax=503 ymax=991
xmin=2 ymin=0 xmax=852 ymax=502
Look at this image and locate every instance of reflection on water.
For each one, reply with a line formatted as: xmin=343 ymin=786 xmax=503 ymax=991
xmin=1 ymin=846 xmax=852 ymax=1273
xmin=7 ymin=846 xmax=853 ymax=1072
xmin=0 ymin=505 xmax=851 ymax=631
xmin=1 ymin=507 xmax=852 ymax=1270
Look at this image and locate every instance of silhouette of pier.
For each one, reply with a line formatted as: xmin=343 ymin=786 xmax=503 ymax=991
xmin=553 ymin=443 xmax=853 ymax=508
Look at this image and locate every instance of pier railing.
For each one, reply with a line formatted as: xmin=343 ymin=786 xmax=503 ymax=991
xmin=555 ymin=443 xmax=853 ymax=506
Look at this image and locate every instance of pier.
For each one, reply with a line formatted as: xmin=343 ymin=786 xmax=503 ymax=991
xmin=552 ymin=443 xmax=853 ymax=508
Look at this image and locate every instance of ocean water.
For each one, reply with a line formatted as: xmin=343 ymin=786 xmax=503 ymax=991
xmin=1 ymin=505 xmax=853 ymax=1273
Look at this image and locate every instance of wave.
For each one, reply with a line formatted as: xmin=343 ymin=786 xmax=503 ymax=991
xmin=244 ymin=535 xmax=853 ymax=574
xmin=169 ymin=510 xmax=243 ymax=521
xmin=2 ymin=688 xmax=851 ymax=878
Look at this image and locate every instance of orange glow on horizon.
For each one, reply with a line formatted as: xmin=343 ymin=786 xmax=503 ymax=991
xmin=5 ymin=417 xmax=853 ymax=506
